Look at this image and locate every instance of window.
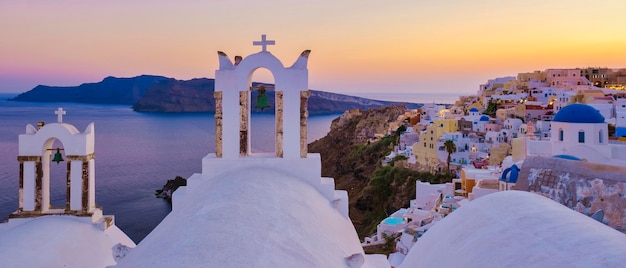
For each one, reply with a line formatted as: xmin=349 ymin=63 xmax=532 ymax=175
xmin=599 ymin=130 xmax=603 ymax=144
xmin=578 ymin=131 xmax=585 ymax=143
xmin=559 ymin=129 xmax=564 ymax=141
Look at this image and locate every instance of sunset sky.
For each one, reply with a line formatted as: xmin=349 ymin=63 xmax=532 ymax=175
xmin=1 ymin=0 xmax=625 ymax=96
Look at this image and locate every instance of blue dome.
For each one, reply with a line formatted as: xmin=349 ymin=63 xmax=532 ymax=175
xmin=553 ymin=103 xmax=605 ymax=123
xmin=500 ymin=165 xmax=520 ymax=183
xmin=480 ymin=115 xmax=490 ymax=121
xmin=553 ymin=154 xmax=582 ymax=161
xmin=469 ymin=108 xmax=479 ymax=112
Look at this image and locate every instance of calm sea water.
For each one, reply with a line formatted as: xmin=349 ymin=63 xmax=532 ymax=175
xmin=0 ymin=99 xmax=340 ymax=243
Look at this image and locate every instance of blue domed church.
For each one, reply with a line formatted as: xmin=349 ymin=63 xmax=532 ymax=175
xmin=549 ymin=103 xmax=612 ymax=163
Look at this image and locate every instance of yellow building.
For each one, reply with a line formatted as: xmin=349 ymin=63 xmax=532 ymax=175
xmin=413 ymin=124 xmax=441 ymax=173
xmin=465 ymin=102 xmax=483 ymax=114
xmin=581 ymin=89 xmax=608 ymax=103
xmin=432 ymin=118 xmax=459 ymax=138
xmin=496 ymin=107 xmax=516 ymax=122
xmin=489 ymin=143 xmax=511 ymax=166
xmin=502 ymin=79 xmax=517 ymax=94
xmin=413 ymin=118 xmax=459 ymax=172
xmin=517 ymin=70 xmax=545 ymax=83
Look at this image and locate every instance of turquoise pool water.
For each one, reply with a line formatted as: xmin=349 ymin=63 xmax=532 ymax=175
xmin=382 ymin=217 xmax=405 ymax=226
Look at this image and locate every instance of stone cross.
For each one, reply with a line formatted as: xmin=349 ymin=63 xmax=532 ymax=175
xmin=253 ymin=34 xmax=275 ymax=52
xmin=55 ymin=107 xmax=66 ymax=123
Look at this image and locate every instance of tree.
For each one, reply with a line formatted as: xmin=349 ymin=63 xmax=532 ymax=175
xmin=444 ymin=140 xmax=457 ymax=174
xmin=483 ymin=99 xmax=498 ymax=116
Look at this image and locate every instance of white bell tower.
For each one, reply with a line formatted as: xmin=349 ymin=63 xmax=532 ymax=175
xmin=12 ymin=108 xmax=97 ymax=217
xmin=213 ymin=34 xmax=311 ymax=159
xmin=189 ymin=35 xmax=349 ymax=218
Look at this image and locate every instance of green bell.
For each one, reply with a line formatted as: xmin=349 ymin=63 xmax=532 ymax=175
xmin=254 ymin=86 xmax=271 ymax=111
xmin=52 ymin=148 xmax=64 ymax=165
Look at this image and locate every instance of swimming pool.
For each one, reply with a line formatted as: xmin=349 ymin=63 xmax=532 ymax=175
xmin=382 ymin=217 xmax=405 ymax=226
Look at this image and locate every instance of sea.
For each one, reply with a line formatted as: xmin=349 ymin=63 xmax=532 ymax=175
xmin=0 ymin=92 xmax=458 ymax=243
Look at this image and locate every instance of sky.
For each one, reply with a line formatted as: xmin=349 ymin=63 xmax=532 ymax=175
xmin=1 ymin=0 xmax=626 ymax=96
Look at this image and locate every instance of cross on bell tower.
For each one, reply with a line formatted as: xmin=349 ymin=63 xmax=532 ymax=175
xmin=55 ymin=107 xmax=66 ymax=123
xmin=253 ymin=34 xmax=275 ymax=52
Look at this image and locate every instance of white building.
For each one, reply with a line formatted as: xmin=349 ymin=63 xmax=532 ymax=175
xmin=503 ymin=118 xmax=523 ymax=139
xmin=398 ymin=191 xmax=626 ymax=268
xmin=116 ymin=35 xmax=389 ymax=268
xmin=0 ymin=108 xmax=135 ymax=267
xmin=516 ymin=103 xmax=626 ymax=167
xmin=616 ymin=98 xmax=626 ymax=137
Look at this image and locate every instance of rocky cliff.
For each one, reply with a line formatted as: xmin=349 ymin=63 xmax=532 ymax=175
xmin=11 ymin=75 xmax=168 ymax=104
xmin=132 ymin=78 xmax=216 ymax=112
xmin=308 ymin=105 xmax=452 ymax=238
xmin=11 ymin=75 xmax=422 ymax=115
xmin=133 ymin=79 xmax=421 ymax=114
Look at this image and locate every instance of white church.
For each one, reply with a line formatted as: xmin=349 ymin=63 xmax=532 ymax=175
xmin=3 ymin=36 xmax=626 ymax=268
xmin=513 ymin=102 xmax=626 ymax=166
xmin=0 ymin=108 xmax=135 ymax=267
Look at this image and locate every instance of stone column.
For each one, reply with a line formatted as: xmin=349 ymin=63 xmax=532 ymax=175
xmin=276 ymin=91 xmax=284 ymax=158
xmin=300 ymin=90 xmax=310 ymax=158
xmin=18 ymin=161 xmax=24 ymax=212
xmin=67 ymin=154 xmax=95 ymax=214
xmin=214 ymin=91 xmax=223 ymax=158
xmin=65 ymin=161 xmax=71 ymax=212
xmin=16 ymin=156 xmax=41 ymax=213
xmin=35 ymin=161 xmax=43 ymax=211
xmin=239 ymin=91 xmax=249 ymax=156
xmin=81 ymin=160 xmax=89 ymax=213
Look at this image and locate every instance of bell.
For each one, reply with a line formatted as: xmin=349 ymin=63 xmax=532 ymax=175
xmin=254 ymin=86 xmax=271 ymax=111
xmin=52 ymin=148 xmax=64 ymax=164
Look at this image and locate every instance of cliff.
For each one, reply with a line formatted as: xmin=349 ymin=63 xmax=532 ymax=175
xmin=11 ymin=75 xmax=168 ymax=104
xmin=308 ymin=105 xmax=452 ymax=238
xmin=132 ymin=78 xmax=216 ymax=112
xmin=133 ymin=79 xmax=421 ymax=114
xmin=11 ymin=75 xmax=422 ymax=115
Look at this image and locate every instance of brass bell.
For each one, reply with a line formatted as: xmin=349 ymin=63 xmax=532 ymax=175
xmin=52 ymin=148 xmax=64 ymax=164
xmin=254 ymin=86 xmax=271 ymax=111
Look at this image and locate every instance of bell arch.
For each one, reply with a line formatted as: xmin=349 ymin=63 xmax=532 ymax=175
xmin=13 ymin=110 xmax=96 ymax=217
xmin=41 ymin=137 xmax=68 ymax=211
xmin=214 ymin=35 xmax=311 ymax=159
xmin=244 ymin=67 xmax=278 ymax=155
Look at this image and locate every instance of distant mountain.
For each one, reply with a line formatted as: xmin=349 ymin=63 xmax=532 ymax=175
xmin=132 ymin=78 xmax=216 ymax=112
xmin=10 ymin=75 xmax=168 ymax=104
xmin=132 ymin=79 xmax=422 ymax=114
xmin=11 ymin=75 xmax=423 ymax=114
xmin=308 ymin=90 xmax=414 ymax=115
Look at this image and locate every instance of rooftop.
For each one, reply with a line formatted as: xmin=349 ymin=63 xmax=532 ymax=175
xmin=553 ymin=103 xmax=605 ymax=123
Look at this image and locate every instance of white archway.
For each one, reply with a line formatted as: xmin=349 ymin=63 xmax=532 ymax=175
xmin=214 ymin=35 xmax=311 ymax=159
xmin=246 ymin=68 xmax=277 ymax=154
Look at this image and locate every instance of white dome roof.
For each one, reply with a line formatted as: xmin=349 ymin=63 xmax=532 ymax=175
xmin=0 ymin=215 xmax=135 ymax=267
xmin=117 ymin=167 xmax=376 ymax=268
xmin=399 ymin=191 xmax=626 ymax=268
